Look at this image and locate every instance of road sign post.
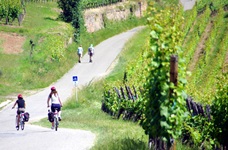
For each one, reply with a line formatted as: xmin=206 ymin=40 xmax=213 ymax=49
xmin=72 ymin=76 xmax=78 ymax=102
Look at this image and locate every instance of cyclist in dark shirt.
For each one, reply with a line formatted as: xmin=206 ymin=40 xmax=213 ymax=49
xmin=12 ymin=94 xmax=26 ymax=129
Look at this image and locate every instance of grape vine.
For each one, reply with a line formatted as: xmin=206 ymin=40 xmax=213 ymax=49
xmin=141 ymin=2 xmax=188 ymax=144
xmin=0 ymin=0 xmax=24 ymax=25
xmin=102 ymin=2 xmax=188 ymax=146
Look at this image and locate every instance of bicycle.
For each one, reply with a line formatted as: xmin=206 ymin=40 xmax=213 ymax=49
xmin=53 ymin=108 xmax=59 ymax=131
xmin=12 ymin=107 xmax=25 ymax=131
xmin=16 ymin=112 xmax=25 ymax=131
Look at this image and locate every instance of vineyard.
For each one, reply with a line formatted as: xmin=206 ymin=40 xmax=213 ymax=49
xmin=81 ymin=0 xmax=123 ymax=9
xmin=0 ymin=0 xmax=25 ymax=25
xmin=0 ymin=0 xmax=124 ymax=26
xmin=102 ymin=0 xmax=228 ymax=149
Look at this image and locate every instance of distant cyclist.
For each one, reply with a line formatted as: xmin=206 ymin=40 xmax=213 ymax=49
xmin=77 ymin=45 xmax=83 ymax=63
xmin=12 ymin=94 xmax=26 ymax=130
xmin=88 ymin=44 xmax=94 ymax=63
xmin=47 ymin=86 xmax=62 ymax=129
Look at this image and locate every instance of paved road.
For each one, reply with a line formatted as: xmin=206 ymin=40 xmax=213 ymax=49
xmin=0 ymin=26 xmax=144 ymax=150
xmin=180 ymin=0 xmax=196 ymax=10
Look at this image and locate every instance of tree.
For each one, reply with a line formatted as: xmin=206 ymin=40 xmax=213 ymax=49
xmin=57 ymin=0 xmax=84 ymax=42
xmin=57 ymin=0 xmax=80 ymax=23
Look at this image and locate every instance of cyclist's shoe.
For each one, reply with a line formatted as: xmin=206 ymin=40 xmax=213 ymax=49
xmin=51 ymin=126 xmax=54 ymax=130
xmin=16 ymin=126 xmax=19 ymax=130
xmin=58 ymin=117 xmax=61 ymax=121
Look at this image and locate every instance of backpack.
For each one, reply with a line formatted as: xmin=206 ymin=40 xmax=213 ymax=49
xmin=48 ymin=111 xmax=54 ymax=122
xmin=24 ymin=112 xmax=30 ymax=122
xmin=88 ymin=47 xmax=93 ymax=53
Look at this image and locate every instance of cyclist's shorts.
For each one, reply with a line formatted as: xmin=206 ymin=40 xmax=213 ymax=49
xmin=17 ymin=108 xmax=25 ymax=115
xmin=51 ymin=104 xmax=61 ymax=112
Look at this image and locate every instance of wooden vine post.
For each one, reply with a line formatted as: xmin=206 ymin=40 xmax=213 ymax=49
xmin=170 ymin=55 xmax=178 ymax=90
xmin=169 ymin=55 xmax=178 ymax=150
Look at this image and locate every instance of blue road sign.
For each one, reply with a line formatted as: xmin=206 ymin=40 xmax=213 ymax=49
xmin=73 ymin=76 xmax=78 ymax=82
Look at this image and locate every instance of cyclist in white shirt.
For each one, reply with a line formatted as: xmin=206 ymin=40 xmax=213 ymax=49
xmin=47 ymin=86 xmax=62 ymax=129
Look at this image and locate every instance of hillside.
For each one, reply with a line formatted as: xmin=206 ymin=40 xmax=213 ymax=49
xmin=182 ymin=2 xmax=228 ymax=103
xmin=0 ymin=1 xmax=145 ymax=105
xmin=0 ymin=2 xmax=74 ymax=99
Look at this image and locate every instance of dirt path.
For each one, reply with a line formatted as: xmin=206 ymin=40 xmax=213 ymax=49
xmin=188 ymin=21 xmax=213 ymax=71
xmin=0 ymin=32 xmax=25 ymax=54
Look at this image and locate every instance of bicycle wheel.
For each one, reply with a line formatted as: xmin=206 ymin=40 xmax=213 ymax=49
xmin=20 ymin=117 xmax=24 ymax=130
xmin=16 ymin=116 xmax=19 ymax=131
xmin=54 ymin=117 xmax=58 ymax=131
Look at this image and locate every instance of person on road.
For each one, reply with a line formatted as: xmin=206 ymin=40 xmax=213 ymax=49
xmin=47 ymin=86 xmax=62 ymax=129
xmin=88 ymin=44 xmax=94 ymax=63
xmin=77 ymin=45 xmax=83 ymax=63
xmin=12 ymin=94 xmax=26 ymax=130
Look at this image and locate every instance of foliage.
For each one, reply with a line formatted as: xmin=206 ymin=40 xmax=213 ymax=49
xmin=81 ymin=0 xmax=121 ymax=9
xmin=182 ymin=115 xmax=215 ymax=149
xmin=180 ymin=1 xmax=228 ymax=148
xmin=57 ymin=0 xmax=79 ymax=22
xmin=101 ymin=27 xmax=149 ymax=121
xmin=0 ymin=0 xmax=24 ymax=25
xmin=196 ymin=0 xmax=228 ymax=12
xmin=38 ymin=34 xmax=65 ymax=62
xmin=57 ymin=0 xmax=125 ymax=23
xmin=141 ymin=2 xmax=188 ymax=143
xmin=211 ymin=75 xmax=228 ymax=147
xmin=185 ymin=2 xmax=228 ymax=104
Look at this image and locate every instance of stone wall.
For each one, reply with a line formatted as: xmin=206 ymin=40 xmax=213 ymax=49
xmin=84 ymin=1 xmax=147 ymax=32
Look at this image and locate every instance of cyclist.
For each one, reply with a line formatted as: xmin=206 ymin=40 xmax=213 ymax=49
xmin=77 ymin=45 xmax=83 ymax=63
xmin=47 ymin=86 xmax=62 ymax=129
xmin=88 ymin=44 xmax=94 ymax=63
xmin=12 ymin=94 xmax=26 ymax=130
